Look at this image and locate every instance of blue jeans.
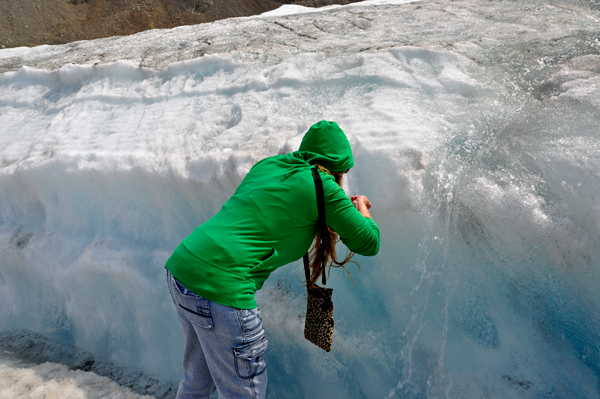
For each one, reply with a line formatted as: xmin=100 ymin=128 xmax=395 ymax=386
xmin=167 ymin=270 xmax=268 ymax=399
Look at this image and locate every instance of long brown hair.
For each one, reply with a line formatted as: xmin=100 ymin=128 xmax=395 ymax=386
xmin=306 ymin=165 xmax=359 ymax=288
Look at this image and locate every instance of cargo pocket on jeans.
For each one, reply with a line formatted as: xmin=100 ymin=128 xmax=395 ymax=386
xmin=233 ymin=336 xmax=268 ymax=379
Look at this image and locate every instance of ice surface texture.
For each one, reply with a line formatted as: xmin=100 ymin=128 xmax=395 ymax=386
xmin=0 ymin=329 xmax=176 ymax=398
xmin=0 ymin=360 xmax=152 ymax=399
xmin=1 ymin=0 xmax=600 ymax=398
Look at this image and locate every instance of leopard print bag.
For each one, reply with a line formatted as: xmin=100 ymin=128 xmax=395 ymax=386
xmin=303 ymin=167 xmax=334 ymax=352
xmin=304 ymin=284 xmax=334 ymax=352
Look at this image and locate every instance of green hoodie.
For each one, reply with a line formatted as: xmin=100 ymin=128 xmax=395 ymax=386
xmin=165 ymin=121 xmax=380 ymax=309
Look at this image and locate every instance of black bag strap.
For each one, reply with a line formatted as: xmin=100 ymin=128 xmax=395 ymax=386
xmin=303 ymin=166 xmax=328 ymax=287
xmin=303 ymin=253 xmax=311 ymax=284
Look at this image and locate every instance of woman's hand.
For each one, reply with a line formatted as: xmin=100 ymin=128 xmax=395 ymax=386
xmin=351 ymin=195 xmax=373 ymax=219
xmin=351 ymin=195 xmax=371 ymax=209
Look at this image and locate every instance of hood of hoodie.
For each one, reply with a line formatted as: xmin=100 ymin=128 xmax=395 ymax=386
xmin=297 ymin=121 xmax=354 ymax=172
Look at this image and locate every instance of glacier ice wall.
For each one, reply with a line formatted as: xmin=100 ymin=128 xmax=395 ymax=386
xmin=1 ymin=0 xmax=600 ymax=398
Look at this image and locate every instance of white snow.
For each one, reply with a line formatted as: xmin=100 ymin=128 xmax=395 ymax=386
xmin=0 ymin=358 xmax=153 ymax=399
xmin=259 ymin=0 xmax=421 ymax=17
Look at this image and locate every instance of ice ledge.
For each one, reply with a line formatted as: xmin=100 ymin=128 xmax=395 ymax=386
xmin=0 ymin=0 xmax=597 ymax=74
xmin=0 ymin=329 xmax=177 ymax=399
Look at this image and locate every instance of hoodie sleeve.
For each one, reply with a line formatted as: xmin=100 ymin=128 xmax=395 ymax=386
xmin=321 ymin=176 xmax=380 ymax=256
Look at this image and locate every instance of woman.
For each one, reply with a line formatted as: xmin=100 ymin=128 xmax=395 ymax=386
xmin=166 ymin=120 xmax=380 ymax=399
